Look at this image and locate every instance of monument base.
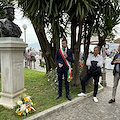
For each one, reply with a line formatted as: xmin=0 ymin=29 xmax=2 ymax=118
xmin=0 ymin=37 xmax=27 ymax=109
xmin=0 ymin=88 xmax=26 ymax=109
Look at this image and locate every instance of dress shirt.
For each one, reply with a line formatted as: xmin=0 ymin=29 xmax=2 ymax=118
xmin=63 ymin=47 xmax=67 ymax=58
xmin=63 ymin=47 xmax=67 ymax=53
xmin=86 ymin=54 xmax=103 ymax=68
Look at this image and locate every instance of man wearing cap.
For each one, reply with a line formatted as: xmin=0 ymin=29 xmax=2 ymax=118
xmin=0 ymin=6 xmax=22 ymax=37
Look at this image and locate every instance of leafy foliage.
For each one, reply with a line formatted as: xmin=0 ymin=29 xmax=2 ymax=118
xmin=40 ymin=61 xmax=46 ymax=68
xmin=46 ymin=68 xmax=58 ymax=89
xmin=93 ymin=0 xmax=120 ymax=39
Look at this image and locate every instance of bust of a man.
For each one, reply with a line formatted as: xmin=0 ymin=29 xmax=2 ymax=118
xmin=0 ymin=6 xmax=22 ymax=37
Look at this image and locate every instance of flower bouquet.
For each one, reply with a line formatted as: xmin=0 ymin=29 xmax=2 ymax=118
xmin=80 ymin=62 xmax=84 ymax=68
xmin=15 ymin=93 xmax=36 ymax=116
xmin=79 ymin=62 xmax=84 ymax=74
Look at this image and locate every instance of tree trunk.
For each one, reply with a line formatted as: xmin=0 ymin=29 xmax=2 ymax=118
xmin=98 ymin=35 xmax=106 ymax=50
xmin=80 ymin=17 xmax=94 ymax=86
xmin=52 ymin=20 xmax=60 ymax=57
xmin=71 ymin=18 xmax=77 ymax=53
xmin=33 ymin=25 xmax=56 ymax=72
xmin=71 ymin=44 xmax=80 ymax=86
xmin=53 ymin=33 xmax=60 ymax=58
xmin=80 ymin=32 xmax=92 ymax=83
xmin=71 ymin=19 xmax=83 ymax=86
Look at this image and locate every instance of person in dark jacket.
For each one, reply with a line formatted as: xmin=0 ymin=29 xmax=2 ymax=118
xmin=55 ymin=38 xmax=73 ymax=101
xmin=109 ymin=45 xmax=120 ymax=103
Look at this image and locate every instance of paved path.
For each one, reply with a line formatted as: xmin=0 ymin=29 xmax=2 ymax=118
xmin=42 ymin=70 xmax=120 ymax=120
xmin=25 ymin=57 xmax=46 ymax=72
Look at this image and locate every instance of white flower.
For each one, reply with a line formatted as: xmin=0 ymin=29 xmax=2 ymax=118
xmin=55 ymin=80 xmax=57 ymax=82
xmin=27 ymin=96 xmax=31 ymax=99
xmin=15 ymin=108 xmax=20 ymax=113
xmin=20 ymin=104 xmax=26 ymax=112
xmin=17 ymin=101 xmax=23 ymax=106
xmin=48 ymin=79 xmax=50 ymax=81
xmin=31 ymin=102 xmax=33 ymax=105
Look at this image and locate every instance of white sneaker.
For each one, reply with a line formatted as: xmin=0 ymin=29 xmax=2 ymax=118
xmin=93 ymin=97 xmax=98 ymax=103
xmin=78 ymin=92 xmax=86 ymax=97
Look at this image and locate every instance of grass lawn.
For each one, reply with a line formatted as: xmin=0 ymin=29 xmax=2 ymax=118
xmin=0 ymin=69 xmax=94 ymax=120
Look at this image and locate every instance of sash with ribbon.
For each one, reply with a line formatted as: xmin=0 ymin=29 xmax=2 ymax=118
xmin=59 ymin=48 xmax=72 ymax=82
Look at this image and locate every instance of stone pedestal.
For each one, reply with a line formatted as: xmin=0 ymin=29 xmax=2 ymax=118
xmin=0 ymin=37 xmax=28 ymax=109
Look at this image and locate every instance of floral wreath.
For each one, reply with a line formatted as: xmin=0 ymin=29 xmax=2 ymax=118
xmin=15 ymin=93 xmax=36 ymax=116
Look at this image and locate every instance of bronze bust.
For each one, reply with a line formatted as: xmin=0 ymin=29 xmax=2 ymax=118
xmin=0 ymin=6 xmax=22 ymax=37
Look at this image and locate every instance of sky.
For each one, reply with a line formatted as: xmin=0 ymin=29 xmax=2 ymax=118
xmin=14 ymin=7 xmax=38 ymax=44
xmin=13 ymin=6 xmax=120 ymax=52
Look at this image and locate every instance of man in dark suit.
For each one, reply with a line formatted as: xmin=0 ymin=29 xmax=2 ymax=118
xmin=109 ymin=45 xmax=120 ymax=103
xmin=55 ymin=38 xmax=73 ymax=101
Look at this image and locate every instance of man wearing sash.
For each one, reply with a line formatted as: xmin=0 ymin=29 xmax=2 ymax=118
xmin=55 ymin=38 xmax=73 ymax=101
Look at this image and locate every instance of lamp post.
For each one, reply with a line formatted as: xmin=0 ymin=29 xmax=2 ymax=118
xmin=100 ymin=61 xmax=107 ymax=87
xmin=22 ymin=24 xmax=27 ymax=68
xmin=100 ymin=47 xmax=107 ymax=87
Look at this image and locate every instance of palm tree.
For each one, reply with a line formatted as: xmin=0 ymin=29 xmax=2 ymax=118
xmin=4 ymin=0 xmax=120 ymax=87
xmin=16 ymin=0 xmax=60 ymax=72
xmin=64 ymin=0 xmax=97 ymax=86
xmin=16 ymin=0 xmax=76 ymax=72
xmin=94 ymin=0 xmax=120 ymax=49
xmin=16 ymin=0 xmax=97 ymax=84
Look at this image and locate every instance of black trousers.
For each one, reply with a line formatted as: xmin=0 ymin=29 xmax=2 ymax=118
xmin=81 ymin=73 xmax=99 ymax=97
xmin=57 ymin=69 xmax=69 ymax=96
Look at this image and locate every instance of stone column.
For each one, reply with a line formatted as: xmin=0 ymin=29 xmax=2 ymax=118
xmin=0 ymin=37 xmax=28 ymax=109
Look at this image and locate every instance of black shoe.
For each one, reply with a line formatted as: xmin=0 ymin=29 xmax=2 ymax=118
xmin=55 ymin=95 xmax=62 ymax=100
xmin=108 ymin=99 xmax=115 ymax=103
xmin=66 ymin=95 xmax=71 ymax=101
